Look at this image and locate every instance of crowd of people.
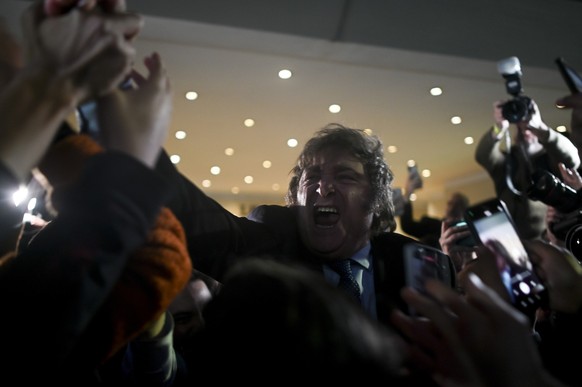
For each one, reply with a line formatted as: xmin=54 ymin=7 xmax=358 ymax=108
xmin=2 ymin=0 xmax=582 ymax=386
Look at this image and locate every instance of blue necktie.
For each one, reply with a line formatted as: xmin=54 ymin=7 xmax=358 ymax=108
xmin=329 ymin=259 xmax=361 ymax=302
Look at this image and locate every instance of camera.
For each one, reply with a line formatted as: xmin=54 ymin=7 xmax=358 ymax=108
xmin=527 ymin=169 xmax=582 ymax=214
xmin=497 ymin=56 xmax=533 ymax=123
xmin=527 ymin=169 xmax=582 ymax=262
xmin=451 ymin=220 xmax=476 ymax=247
xmin=549 ymin=211 xmax=582 ymax=263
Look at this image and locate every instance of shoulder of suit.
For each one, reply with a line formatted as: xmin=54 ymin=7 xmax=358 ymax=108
xmin=372 ymin=231 xmax=418 ymax=247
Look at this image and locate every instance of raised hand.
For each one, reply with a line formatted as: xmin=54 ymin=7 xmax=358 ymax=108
xmin=21 ymin=0 xmax=142 ymax=103
xmin=391 ymin=274 xmax=562 ymax=387
xmin=524 ymin=239 xmax=582 ymax=314
xmin=97 ymin=52 xmax=172 ymax=168
xmin=43 ymin=0 xmax=127 ymax=16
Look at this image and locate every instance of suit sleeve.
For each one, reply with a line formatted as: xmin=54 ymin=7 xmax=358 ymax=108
xmin=0 ymin=152 xmax=172 ymax=376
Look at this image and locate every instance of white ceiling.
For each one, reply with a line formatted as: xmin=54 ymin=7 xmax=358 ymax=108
xmin=3 ymin=0 xmax=581 ymax=206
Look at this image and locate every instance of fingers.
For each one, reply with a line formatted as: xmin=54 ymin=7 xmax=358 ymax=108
xmin=29 ymin=5 xmax=142 ymax=100
xmin=462 ymin=273 xmax=526 ymax=322
xmin=44 ymin=0 xmax=81 ymax=16
xmin=558 ymin=162 xmax=582 ymax=190
xmin=556 ymin=93 xmax=582 ymax=109
xmin=400 ymin=284 xmax=463 ymax=346
xmin=102 ymin=11 xmax=144 ymax=41
xmin=390 ymin=309 xmax=439 ymax=372
xmin=130 ymin=52 xmax=167 ymax=89
xmin=43 ymin=0 xmax=125 ymax=16
xmin=98 ymin=0 xmax=127 ymax=13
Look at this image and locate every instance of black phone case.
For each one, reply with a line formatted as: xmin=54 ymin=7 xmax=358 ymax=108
xmin=403 ymin=242 xmax=455 ymax=316
xmin=556 ymin=57 xmax=582 ymax=94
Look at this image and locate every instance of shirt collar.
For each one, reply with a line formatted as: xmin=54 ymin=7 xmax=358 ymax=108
xmin=350 ymin=242 xmax=371 ymax=270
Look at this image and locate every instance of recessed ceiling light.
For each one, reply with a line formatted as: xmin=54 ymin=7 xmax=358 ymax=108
xmin=262 ymin=160 xmax=272 ymax=168
xmin=202 ymin=180 xmax=211 ymax=188
xmin=464 ymin=136 xmax=474 ymax=145
xmin=328 ymin=104 xmax=341 ymax=113
xmin=430 ymin=87 xmax=443 ymax=96
xmin=175 ymin=130 xmax=186 ymax=139
xmin=225 ymin=148 xmax=234 ymax=156
xmin=556 ymin=125 xmax=567 ymax=132
xmin=170 ymin=154 xmax=181 ymax=164
xmin=231 ymin=187 xmax=240 ymax=194
xmin=185 ymin=91 xmax=198 ymax=100
xmin=287 ymin=138 xmax=298 ymax=148
xmin=244 ymin=118 xmax=255 ymax=127
xmin=244 ymin=176 xmax=254 ymax=184
xmin=278 ymin=69 xmax=292 ymax=79
xmin=451 ymin=116 xmax=462 ymax=124
xmin=210 ymin=166 xmax=221 ymax=175
xmin=387 ymin=145 xmax=398 ymax=153
xmin=421 ymin=169 xmax=431 ymax=178
xmin=272 ymin=183 xmax=280 ymax=191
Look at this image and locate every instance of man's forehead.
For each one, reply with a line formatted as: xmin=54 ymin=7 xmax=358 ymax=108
xmin=304 ymin=156 xmax=365 ymax=172
xmin=307 ymin=146 xmax=361 ymax=162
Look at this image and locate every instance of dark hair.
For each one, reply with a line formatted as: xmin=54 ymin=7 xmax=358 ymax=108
xmin=194 ymin=258 xmax=406 ymax=382
xmin=285 ymin=123 xmax=396 ymax=234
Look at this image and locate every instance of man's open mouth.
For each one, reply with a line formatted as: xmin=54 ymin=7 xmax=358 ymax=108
xmin=314 ymin=206 xmax=340 ymax=227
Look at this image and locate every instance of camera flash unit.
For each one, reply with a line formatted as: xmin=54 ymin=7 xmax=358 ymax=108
xmin=497 ymin=56 xmax=522 ymax=76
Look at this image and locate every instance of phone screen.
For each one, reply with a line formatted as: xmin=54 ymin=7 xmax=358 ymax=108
xmin=403 ymin=242 xmax=454 ymax=316
xmin=465 ymin=198 xmax=546 ymax=315
xmin=556 ymin=57 xmax=582 ymax=94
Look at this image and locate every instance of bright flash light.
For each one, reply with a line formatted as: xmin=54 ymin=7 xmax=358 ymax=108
xmin=12 ymin=186 xmax=28 ymax=206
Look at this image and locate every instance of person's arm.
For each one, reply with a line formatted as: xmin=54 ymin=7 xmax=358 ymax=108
xmin=0 ymin=152 xmax=173 ymax=374
xmin=523 ymin=240 xmax=582 ymax=387
xmin=121 ymin=311 xmax=178 ymax=387
xmin=540 ymin=129 xmax=581 ymax=170
xmin=474 ymin=102 xmax=509 ymax=173
xmin=0 ymin=67 xmax=80 ymax=182
xmin=519 ymin=99 xmax=580 ymax=170
xmin=0 ymin=0 xmax=142 ymax=183
xmin=0 ymin=38 xmax=170 ymax=379
xmin=154 ymin=150 xmax=281 ymax=281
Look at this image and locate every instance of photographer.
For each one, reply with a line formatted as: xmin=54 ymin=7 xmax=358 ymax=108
xmin=475 ymin=99 xmax=580 ymax=240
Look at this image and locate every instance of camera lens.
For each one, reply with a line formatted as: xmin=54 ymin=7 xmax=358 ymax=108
xmin=502 ymin=97 xmax=531 ymax=123
xmin=527 ymin=169 xmax=582 ymax=213
xmin=565 ymin=225 xmax=582 ymax=264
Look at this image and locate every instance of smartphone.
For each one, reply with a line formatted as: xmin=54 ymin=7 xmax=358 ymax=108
xmin=555 ymin=57 xmax=582 ymax=94
xmin=451 ymin=220 xmax=477 ymax=247
xmin=464 ymin=198 xmax=547 ymax=315
xmin=407 ymin=163 xmax=423 ymax=189
xmin=403 ymin=242 xmax=455 ymax=316
xmin=392 ymin=187 xmax=405 ymax=217
xmin=407 ymin=164 xmax=419 ymax=178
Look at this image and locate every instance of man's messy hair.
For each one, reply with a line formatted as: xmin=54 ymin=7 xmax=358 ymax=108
xmin=286 ymin=123 xmax=396 ymax=234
